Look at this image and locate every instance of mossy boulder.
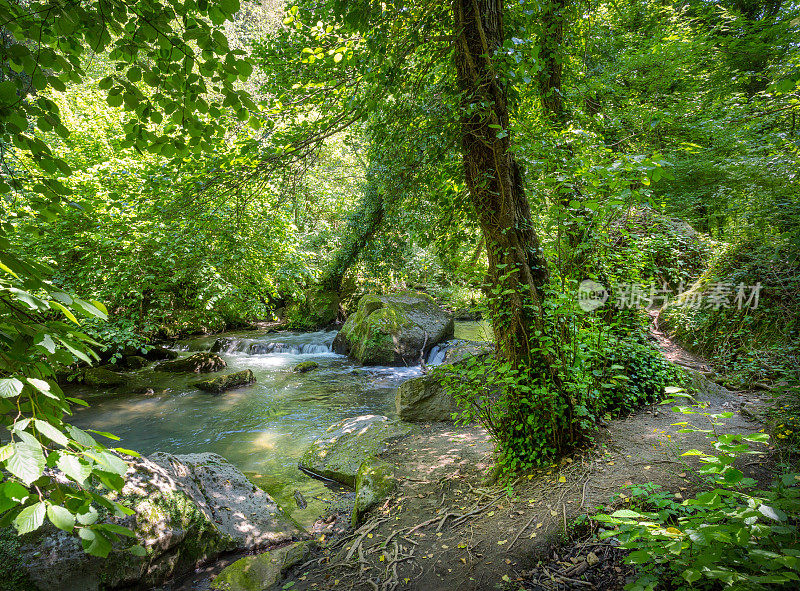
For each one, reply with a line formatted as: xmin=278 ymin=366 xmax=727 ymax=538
xmin=156 ymin=352 xmax=227 ymax=373
xmin=293 ymin=361 xmax=319 ymax=373
xmin=120 ymin=355 xmax=149 ymax=370
xmin=17 ymin=453 xmax=302 ymax=591
xmin=299 ymin=415 xmax=414 ymax=486
xmin=81 ymin=366 xmax=128 ymax=387
xmin=211 ymin=541 xmax=316 ymax=591
xmin=143 ymin=345 xmax=178 ymax=361
xmin=352 ymin=458 xmax=396 ymax=527
xmin=194 ymin=370 xmax=256 ymax=393
xmin=332 ymin=291 xmax=454 ymax=365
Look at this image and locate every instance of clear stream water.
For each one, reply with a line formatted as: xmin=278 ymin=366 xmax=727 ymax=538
xmin=67 ymin=321 xmax=492 ymax=527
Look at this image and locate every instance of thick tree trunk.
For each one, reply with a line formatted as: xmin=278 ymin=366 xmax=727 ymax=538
xmin=452 ymin=0 xmax=574 ymax=456
xmin=452 ymin=0 xmax=549 ymax=366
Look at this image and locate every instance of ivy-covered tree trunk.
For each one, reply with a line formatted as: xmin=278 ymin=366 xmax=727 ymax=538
xmin=452 ymin=0 xmax=573 ymax=456
xmin=453 ymin=0 xmax=546 ymax=359
xmin=320 ymin=176 xmax=385 ymax=294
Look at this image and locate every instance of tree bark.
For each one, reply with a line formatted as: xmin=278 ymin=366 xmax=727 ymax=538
xmin=452 ymin=0 xmax=549 ymax=364
xmin=452 ymin=0 xmax=574 ymax=456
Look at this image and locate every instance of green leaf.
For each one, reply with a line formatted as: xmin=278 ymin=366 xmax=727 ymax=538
xmin=6 ymin=431 xmax=46 ymax=485
xmin=0 ymin=378 xmax=23 ymax=399
xmin=56 ymin=454 xmax=92 ymax=485
xmin=47 ymin=504 xmax=76 ymax=531
xmin=611 ymin=509 xmax=643 ymax=518
xmin=13 ymin=502 xmax=46 ymax=535
xmin=50 ymin=300 xmax=80 ymax=324
xmin=79 ymin=527 xmax=113 ymax=557
xmin=34 ymin=419 xmax=70 ymax=447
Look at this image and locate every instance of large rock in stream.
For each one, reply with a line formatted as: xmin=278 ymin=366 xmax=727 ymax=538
xmin=194 ymin=369 xmax=256 ymax=393
xmin=397 ymin=340 xmax=494 ymax=422
xmin=156 ymin=352 xmax=227 ymax=373
xmin=332 ymin=291 xmax=454 ymax=365
xmin=14 ymin=453 xmax=302 ymax=591
xmin=299 ymin=415 xmax=414 ymax=487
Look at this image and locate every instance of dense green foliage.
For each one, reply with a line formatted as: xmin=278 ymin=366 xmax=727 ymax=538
xmin=596 ymin=393 xmax=799 ymax=591
xmin=0 ymin=0 xmax=798 ymax=574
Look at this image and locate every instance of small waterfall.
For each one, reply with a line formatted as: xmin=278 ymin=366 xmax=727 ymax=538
xmin=248 ymin=342 xmax=332 ymax=355
xmin=208 ymin=330 xmax=337 ymax=356
xmin=426 ymin=343 xmax=449 ymax=366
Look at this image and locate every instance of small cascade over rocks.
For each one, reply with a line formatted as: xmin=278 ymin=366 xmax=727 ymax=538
xmin=204 ymin=330 xmax=338 ymax=356
xmin=425 ymin=339 xmax=494 ymax=366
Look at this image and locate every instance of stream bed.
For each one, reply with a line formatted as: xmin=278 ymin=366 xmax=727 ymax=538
xmin=67 ymin=321 xmax=491 ymax=528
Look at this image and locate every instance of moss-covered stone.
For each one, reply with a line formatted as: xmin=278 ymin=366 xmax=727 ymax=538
xmin=332 ymin=291 xmax=453 ymax=365
xmin=17 ymin=453 xmax=301 ymax=591
xmin=299 ymin=415 xmax=414 ymax=486
xmin=211 ymin=541 xmax=316 ymax=591
xmin=293 ymin=361 xmax=319 ymax=373
xmin=156 ymin=352 xmax=227 ymax=373
xmin=352 ymin=458 xmax=396 ymax=527
xmin=143 ymin=345 xmax=178 ymax=361
xmin=0 ymin=528 xmax=36 ymax=591
xmin=194 ymin=369 xmax=256 ymax=393
xmin=81 ymin=366 xmax=128 ymax=387
xmin=121 ymin=355 xmax=149 ymax=370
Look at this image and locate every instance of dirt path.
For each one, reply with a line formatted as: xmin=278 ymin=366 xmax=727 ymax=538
xmin=277 ymin=325 xmax=771 ymax=591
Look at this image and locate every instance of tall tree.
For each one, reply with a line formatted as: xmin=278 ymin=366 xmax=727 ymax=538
xmin=453 ymin=0 xmax=572 ymax=452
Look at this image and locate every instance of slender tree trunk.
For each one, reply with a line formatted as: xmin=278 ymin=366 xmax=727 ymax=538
xmin=320 ymin=170 xmax=385 ymax=294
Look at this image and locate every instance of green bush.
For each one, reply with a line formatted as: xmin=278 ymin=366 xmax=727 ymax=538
xmin=596 ymin=392 xmax=800 ymax=591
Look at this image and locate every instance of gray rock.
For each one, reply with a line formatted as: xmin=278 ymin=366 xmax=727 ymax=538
xmin=299 ymin=415 xmax=414 ymax=486
xmin=156 ymin=352 xmax=227 ymax=373
xmin=193 ymin=369 xmax=256 ymax=393
xmin=396 ymin=373 xmax=459 ymax=422
xmin=398 ymin=340 xmax=494 ymax=422
xmin=17 ymin=453 xmax=302 ymax=591
xmin=332 ymin=291 xmax=454 ymax=365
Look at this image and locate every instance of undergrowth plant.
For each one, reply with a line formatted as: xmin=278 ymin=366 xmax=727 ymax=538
xmin=596 ymin=390 xmax=800 ymax=591
xmin=441 ymin=286 xmax=682 ymax=473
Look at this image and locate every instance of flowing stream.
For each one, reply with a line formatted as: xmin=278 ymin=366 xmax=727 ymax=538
xmin=67 ymin=321 xmax=491 ymax=527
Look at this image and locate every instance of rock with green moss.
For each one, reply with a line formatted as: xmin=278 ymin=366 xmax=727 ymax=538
xmin=299 ymin=415 xmax=413 ymax=486
xmin=293 ymin=361 xmax=319 ymax=373
xmin=156 ymin=352 xmax=227 ymax=373
xmin=17 ymin=453 xmax=302 ymax=591
xmin=194 ymin=370 xmax=256 ymax=393
xmin=121 ymin=355 xmax=149 ymax=370
xmin=81 ymin=366 xmax=129 ymax=387
xmin=352 ymin=458 xmax=396 ymax=527
xmin=143 ymin=345 xmax=178 ymax=361
xmin=211 ymin=541 xmax=316 ymax=591
xmin=332 ymin=291 xmax=454 ymax=365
